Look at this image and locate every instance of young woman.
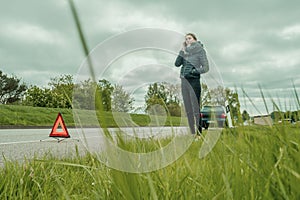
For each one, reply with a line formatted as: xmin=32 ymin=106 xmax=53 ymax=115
xmin=175 ymin=33 xmax=209 ymax=135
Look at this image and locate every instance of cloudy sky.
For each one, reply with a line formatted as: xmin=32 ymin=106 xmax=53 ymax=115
xmin=1 ymin=0 xmax=299 ymax=116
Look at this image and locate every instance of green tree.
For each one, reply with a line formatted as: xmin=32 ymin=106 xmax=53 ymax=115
xmin=225 ymin=88 xmax=242 ymax=124
xmin=111 ymin=84 xmax=134 ymax=113
xmin=0 ymin=70 xmax=27 ymax=104
xmin=270 ymin=111 xmax=284 ymax=122
xmin=292 ymin=110 xmax=299 ymax=122
xmin=201 ymin=83 xmax=211 ymax=108
xmin=242 ymin=110 xmax=250 ymax=122
xmin=97 ymin=79 xmax=114 ymax=111
xmin=23 ymin=86 xmax=52 ymax=107
xmin=209 ymin=86 xmax=227 ymax=107
xmin=166 ymin=102 xmax=181 ymax=117
xmin=73 ymin=79 xmax=97 ymax=110
xmin=164 ymin=82 xmax=181 ymax=116
xmin=145 ymin=82 xmax=168 ymax=115
xmin=48 ymin=74 xmax=74 ymax=108
xmin=23 ymin=75 xmax=74 ymax=108
xmin=145 ymin=82 xmax=181 ymax=116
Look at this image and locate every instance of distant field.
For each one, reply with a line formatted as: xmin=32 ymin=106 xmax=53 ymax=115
xmin=0 ymin=125 xmax=299 ymax=199
xmin=0 ymin=104 xmax=182 ymax=127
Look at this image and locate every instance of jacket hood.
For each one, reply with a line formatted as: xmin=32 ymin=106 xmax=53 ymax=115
xmin=186 ymin=41 xmax=203 ymax=54
xmin=197 ymin=41 xmax=204 ymax=47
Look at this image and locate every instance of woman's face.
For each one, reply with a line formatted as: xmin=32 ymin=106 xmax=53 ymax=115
xmin=185 ymin=35 xmax=196 ymax=45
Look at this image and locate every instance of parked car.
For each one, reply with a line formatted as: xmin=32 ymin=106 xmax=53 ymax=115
xmin=200 ymin=105 xmax=226 ymax=129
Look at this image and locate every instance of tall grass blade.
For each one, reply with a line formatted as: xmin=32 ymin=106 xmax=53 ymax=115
xmin=222 ymin=173 xmax=233 ymax=200
xmin=292 ymin=81 xmax=300 ymax=110
xmin=259 ymin=84 xmax=269 ymax=114
xmin=241 ymin=88 xmax=262 ymax=115
xmin=68 ymin=0 xmax=108 ymax=134
xmin=146 ymin=174 xmax=158 ymax=200
xmin=68 ymin=0 xmax=96 ymax=82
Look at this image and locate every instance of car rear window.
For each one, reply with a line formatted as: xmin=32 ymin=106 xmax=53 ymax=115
xmin=202 ymin=106 xmax=224 ymax=112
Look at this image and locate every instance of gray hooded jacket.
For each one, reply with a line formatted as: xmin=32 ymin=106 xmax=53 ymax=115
xmin=175 ymin=41 xmax=209 ymax=79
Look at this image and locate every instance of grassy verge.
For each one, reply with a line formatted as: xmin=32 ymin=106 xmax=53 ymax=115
xmin=0 ymin=104 xmax=182 ymax=127
xmin=0 ymin=124 xmax=299 ymax=199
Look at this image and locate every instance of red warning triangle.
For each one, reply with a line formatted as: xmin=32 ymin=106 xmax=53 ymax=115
xmin=49 ymin=113 xmax=70 ymax=138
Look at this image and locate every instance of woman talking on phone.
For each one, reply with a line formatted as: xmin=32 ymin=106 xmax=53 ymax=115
xmin=175 ymin=33 xmax=209 ymax=136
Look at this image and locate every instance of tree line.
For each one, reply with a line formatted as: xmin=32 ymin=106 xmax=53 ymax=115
xmin=1 ymin=70 xmax=250 ymax=121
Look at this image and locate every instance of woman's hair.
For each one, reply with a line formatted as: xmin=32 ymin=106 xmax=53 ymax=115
xmin=186 ymin=33 xmax=197 ymax=41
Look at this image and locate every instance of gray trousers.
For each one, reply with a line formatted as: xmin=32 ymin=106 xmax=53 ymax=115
xmin=181 ymin=78 xmax=201 ymax=134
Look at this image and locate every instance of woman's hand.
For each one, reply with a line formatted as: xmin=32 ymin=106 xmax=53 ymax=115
xmin=181 ymin=42 xmax=187 ymax=51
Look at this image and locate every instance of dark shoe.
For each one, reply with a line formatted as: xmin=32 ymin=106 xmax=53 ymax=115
xmin=198 ymin=126 xmax=202 ymax=134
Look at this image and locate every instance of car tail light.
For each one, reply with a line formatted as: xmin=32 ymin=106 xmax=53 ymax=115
xmin=221 ymin=113 xmax=226 ymax=118
xmin=200 ymin=113 xmax=203 ymax=118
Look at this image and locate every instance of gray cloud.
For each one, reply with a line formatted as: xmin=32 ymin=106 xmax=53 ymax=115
xmin=1 ymin=0 xmax=299 ymax=115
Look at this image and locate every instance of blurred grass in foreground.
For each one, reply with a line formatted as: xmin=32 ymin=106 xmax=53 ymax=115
xmin=0 ymin=124 xmax=299 ymax=199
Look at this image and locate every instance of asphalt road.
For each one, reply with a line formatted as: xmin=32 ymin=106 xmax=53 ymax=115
xmin=0 ymin=127 xmax=190 ymax=166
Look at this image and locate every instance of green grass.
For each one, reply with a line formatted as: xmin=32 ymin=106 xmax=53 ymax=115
xmin=0 ymin=104 xmax=182 ymax=127
xmin=1 ymin=124 xmax=299 ymax=199
xmin=0 ymin=104 xmax=74 ymax=127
